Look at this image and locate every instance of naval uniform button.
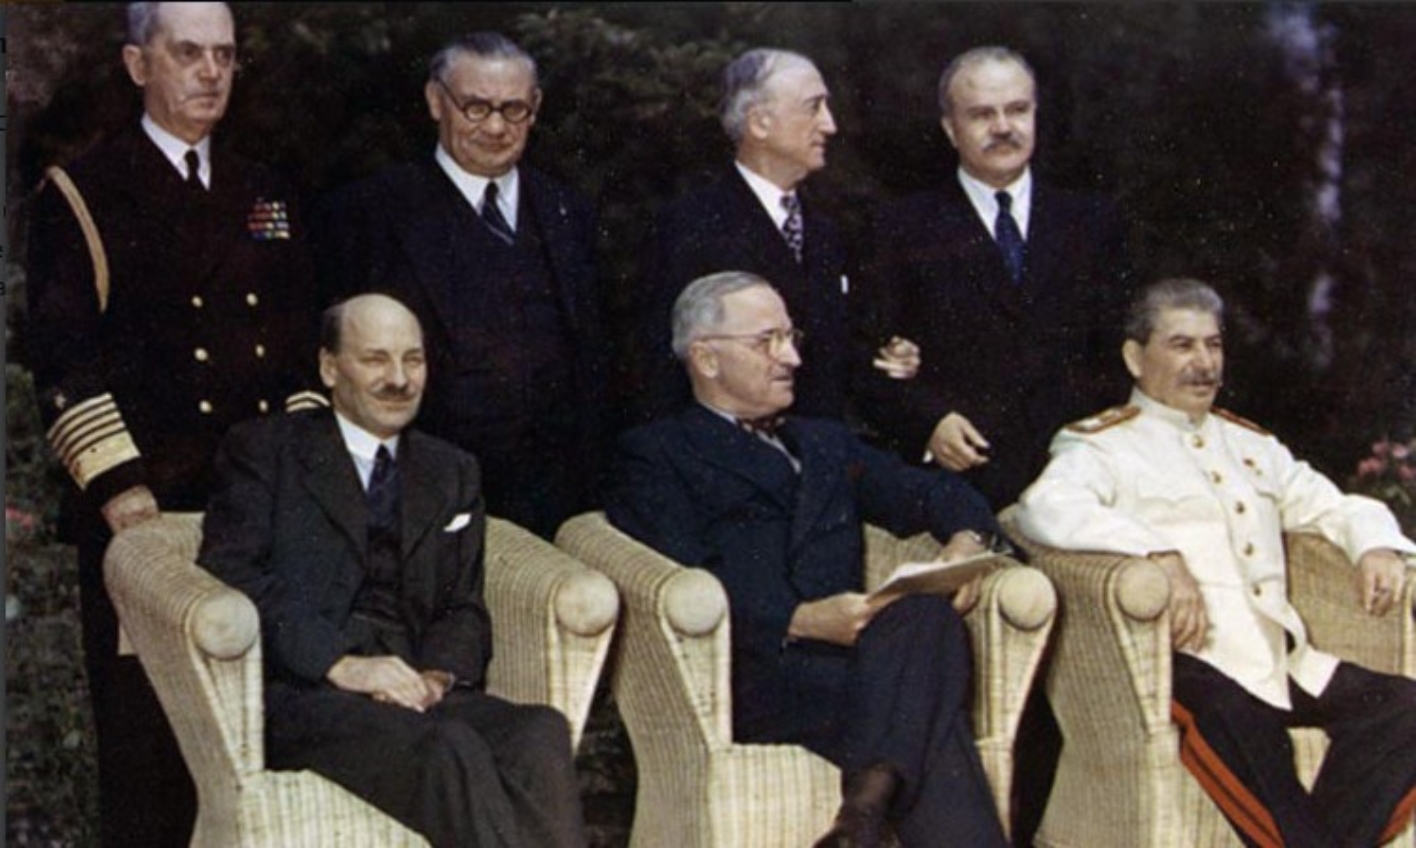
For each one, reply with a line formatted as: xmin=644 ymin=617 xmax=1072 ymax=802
xmin=191 ymin=295 xmax=204 ymax=309
xmin=254 ymin=344 xmax=266 ymax=358
xmin=258 ymin=399 xmax=270 ymax=413
xmin=199 ymin=400 xmax=213 ymax=414
xmin=246 ymin=292 xmax=259 ymax=307
xmin=1210 ymin=471 xmax=1223 ymax=485
xmin=1252 ymin=584 xmax=1262 ymax=597
xmin=194 ymin=347 xmax=209 ymax=362
xmin=1242 ymin=542 xmax=1255 ymax=556
xmin=1191 ymin=434 xmax=1205 ymax=448
xmin=1235 ymin=501 xmax=1247 ymax=515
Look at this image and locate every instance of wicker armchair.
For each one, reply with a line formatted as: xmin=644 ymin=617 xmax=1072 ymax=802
xmin=555 ymin=511 xmax=1056 ymax=848
xmin=104 ymin=513 xmax=619 ymax=848
xmin=1000 ymin=507 xmax=1416 ymax=848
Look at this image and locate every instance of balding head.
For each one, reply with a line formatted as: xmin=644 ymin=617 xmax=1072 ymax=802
xmin=319 ymin=294 xmax=427 ymax=439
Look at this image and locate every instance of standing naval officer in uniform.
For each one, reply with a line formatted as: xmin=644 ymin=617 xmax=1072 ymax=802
xmin=25 ymin=3 xmax=320 ymax=843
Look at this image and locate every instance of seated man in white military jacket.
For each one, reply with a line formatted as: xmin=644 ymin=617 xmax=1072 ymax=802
xmin=1016 ymin=277 xmax=1416 ymax=848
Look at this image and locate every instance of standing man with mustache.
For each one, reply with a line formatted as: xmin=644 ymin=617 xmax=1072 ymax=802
xmin=855 ymin=45 xmax=1133 ymax=510
xmin=316 ymin=32 xmax=606 ymax=541
xmin=636 ymin=48 xmax=917 ymax=426
xmin=1017 ymin=278 xmax=1416 ymax=848
xmin=852 ymin=45 xmax=1133 ymax=842
xmin=26 ymin=3 xmax=321 ymax=844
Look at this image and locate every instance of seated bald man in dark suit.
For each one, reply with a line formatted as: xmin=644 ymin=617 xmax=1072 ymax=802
xmin=199 ymin=294 xmax=586 ymax=848
xmin=607 ymin=272 xmax=1009 ymax=848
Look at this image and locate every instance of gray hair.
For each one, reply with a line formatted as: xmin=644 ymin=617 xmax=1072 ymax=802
xmin=937 ymin=45 xmax=1036 ymax=115
xmin=429 ymin=31 xmax=539 ymax=87
xmin=720 ymin=48 xmax=817 ymax=144
xmin=127 ymin=2 xmax=233 ymax=47
xmin=1124 ymin=278 xmax=1226 ymax=344
xmin=671 ymin=271 xmax=773 ymax=360
xmin=126 ymin=3 xmax=166 ymax=46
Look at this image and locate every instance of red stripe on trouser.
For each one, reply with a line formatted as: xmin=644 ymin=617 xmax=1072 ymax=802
xmin=1172 ymin=701 xmax=1285 ymax=848
xmin=1379 ymin=784 xmax=1416 ymax=844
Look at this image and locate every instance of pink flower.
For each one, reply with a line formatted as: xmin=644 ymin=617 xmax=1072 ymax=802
xmin=1392 ymin=442 xmax=1411 ymax=461
xmin=1373 ymin=440 xmax=1393 ymax=458
xmin=1401 ymin=464 xmax=1416 ymax=483
xmin=1357 ymin=457 xmax=1389 ymax=478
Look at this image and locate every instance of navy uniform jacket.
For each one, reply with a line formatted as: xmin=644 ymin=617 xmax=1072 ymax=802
xmin=637 ymin=169 xmax=852 ymax=422
xmin=855 ymin=178 xmax=1132 ymax=507
xmin=314 ymin=159 xmax=608 ymax=475
xmin=198 ymin=410 xmax=491 ymax=715
xmin=605 ymin=405 xmax=996 ymax=738
xmin=27 ymin=126 xmax=320 ymax=515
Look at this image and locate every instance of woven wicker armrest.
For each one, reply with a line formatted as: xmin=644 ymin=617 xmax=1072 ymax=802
xmin=1285 ymin=532 xmax=1416 ymax=677
xmin=483 ymin=517 xmax=619 ymax=749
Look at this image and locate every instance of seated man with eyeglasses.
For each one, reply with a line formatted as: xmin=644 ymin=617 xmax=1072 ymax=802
xmin=314 ymin=31 xmax=607 ymax=540
xmin=606 ymin=271 xmax=1011 ymax=848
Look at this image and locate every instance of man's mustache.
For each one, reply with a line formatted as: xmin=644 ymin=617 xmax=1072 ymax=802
xmin=1181 ymin=370 xmax=1222 ymax=388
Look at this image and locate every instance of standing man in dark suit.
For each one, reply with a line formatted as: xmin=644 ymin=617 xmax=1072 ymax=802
xmin=607 ymin=272 xmax=1009 ymax=848
xmin=199 ymin=294 xmax=587 ymax=848
xmin=316 ymin=32 xmax=606 ymax=540
xmin=637 ymin=48 xmax=917 ymax=424
xmin=25 ymin=4 xmax=321 ymax=843
xmin=856 ymin=45 xmax=1132 ymax=509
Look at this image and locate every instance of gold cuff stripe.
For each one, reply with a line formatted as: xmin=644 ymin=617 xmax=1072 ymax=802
xmin=48 ymin=394 xmax=122 ymax=454
xmin=285 ymin=391 xmax=330 ymax=411
xmin=66 ymin=430 xmax=142 ymax=491
xmin=45 ymin=393 xmax=141 ymax=490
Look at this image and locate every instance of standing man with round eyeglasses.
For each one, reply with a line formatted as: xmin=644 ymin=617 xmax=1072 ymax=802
xmin=316 ymin=32 xmax=607 ymax=541
xmin=26 ymin=3 xmax=321 ymax=844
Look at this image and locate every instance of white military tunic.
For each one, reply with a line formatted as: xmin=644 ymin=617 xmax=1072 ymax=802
xmin=1017 ymin=388 xmax=1415 ymax=709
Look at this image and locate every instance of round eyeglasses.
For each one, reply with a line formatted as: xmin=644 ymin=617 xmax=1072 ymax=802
xmin=437 ymin=78 xmax=536 ymax=125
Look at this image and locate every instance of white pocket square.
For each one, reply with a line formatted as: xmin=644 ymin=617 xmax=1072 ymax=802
xmin=443 ymin=512 xmax=472 ymax=532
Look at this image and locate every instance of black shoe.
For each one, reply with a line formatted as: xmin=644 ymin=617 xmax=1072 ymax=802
xmin=812 ymin=764 xmax=899 ymax=848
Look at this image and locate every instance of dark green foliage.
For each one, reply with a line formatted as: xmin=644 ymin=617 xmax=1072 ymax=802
xmin=10 ymin=4 xmax=1416 ymax=842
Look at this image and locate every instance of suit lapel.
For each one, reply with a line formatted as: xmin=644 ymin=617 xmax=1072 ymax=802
xmin=298 ymin=415 xmax=368 ymax=558
xmin=398 ymin=431 xmax=457 ymax=563
xmin=785 ymin=419 xmax=845 ymax=554
xmin=936 ymin=182 xmax=1030 ymax=320
xmin=391 ymin=161 xmax=481 ymax=342
xmin=681 ymin=406 xmax=798 ymax=512
xmin=1018 ymin=181 xmax=1063 ymax=295
xmin=521 ymin=167 xmax=585 ymax=328
xmin=724 ymin=170 xmax=801 ymax=284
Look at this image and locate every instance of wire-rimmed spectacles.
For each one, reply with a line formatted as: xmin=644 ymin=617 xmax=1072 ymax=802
xmin=436 ymin=78 xmax=537 ymax=124
xmin=698 ymin=327 xmax=805 ymax=356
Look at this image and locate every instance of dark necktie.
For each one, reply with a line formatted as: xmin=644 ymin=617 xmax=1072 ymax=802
xmin=184 ymin=149 xmax=204 ymax=190
xmin=367 ymin=445 xmax=399 ymax=532
xmin=780 ymin=193 xmax=804 ymax=263
xmin=994 ymin=190 xmax=1025 ymax=284
xmin=481 ymin=180 xmax=516 ymax=245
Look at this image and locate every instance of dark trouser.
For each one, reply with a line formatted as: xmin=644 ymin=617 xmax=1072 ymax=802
xmin=771 ymin=595 xmax=1009 ymax=848
xmin=76 ymin=522 xmax=198 ymax=848
xmin=267 ymin=687 xmax=587 ymax=848
xmin=1173 ymin=654 xmax=1416 ymax=848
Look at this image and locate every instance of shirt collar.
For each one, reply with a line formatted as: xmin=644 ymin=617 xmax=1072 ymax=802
xmin=435 ymin=144 xmax=520 ymax=222
xmin=735 ymin=160 xmax=795 ymax=230
xmin=142 ymin=114 xmax=212 ymax=185
xmin=333 ymin=411 xmax=400 ymax=464
xmin=1130 ymin=386 xmax=1212 ymax=432
xmin=956 ymin=166 xmax=1032 ymax=237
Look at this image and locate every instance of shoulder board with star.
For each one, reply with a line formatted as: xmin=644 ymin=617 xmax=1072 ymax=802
xmin=1214 ymin=407 xmax=1271 ymax=436
xmin=1065 ymin=405 xmax=1140 ymax=434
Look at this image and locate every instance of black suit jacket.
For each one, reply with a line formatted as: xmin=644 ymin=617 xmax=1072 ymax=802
xmin=199 ymin=410 xmax=490 ymax=716
xmin=27 ymin=126 xmax=318 ymax=513
xmin=314 ymin=159 xmax=607 ymax=475
xmin=605 ymin=405 xmax=996 ymax=738
xmin=855 ymin=177 xmax=1132 ymax=506
xmin=637 ymin=168 xmax=851 ymax=422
